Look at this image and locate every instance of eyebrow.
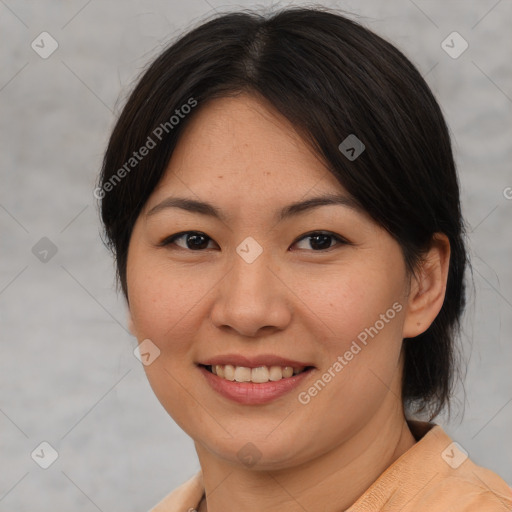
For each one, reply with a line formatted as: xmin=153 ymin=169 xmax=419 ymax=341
xmin=146 ymin=193 xmax=362 ymax=223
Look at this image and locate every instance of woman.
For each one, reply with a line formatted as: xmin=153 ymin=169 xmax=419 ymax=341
xmin=97 ymin=6 xmax=512 ymax=511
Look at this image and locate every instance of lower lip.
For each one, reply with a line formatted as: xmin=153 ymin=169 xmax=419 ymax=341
xmin=198 ymin=365 xmax=314 ymax=405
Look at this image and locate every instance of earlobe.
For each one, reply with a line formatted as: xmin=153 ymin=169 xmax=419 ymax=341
xmin=402 ymin=233 xmax=451 ymax=339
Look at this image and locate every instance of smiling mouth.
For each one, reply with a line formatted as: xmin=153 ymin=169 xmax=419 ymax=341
xmin=200 ymin=364 xmax=314 ymax=383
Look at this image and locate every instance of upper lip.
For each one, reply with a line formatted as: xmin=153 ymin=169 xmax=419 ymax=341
xmin=198 ymin=354 xmax=314 ymax=368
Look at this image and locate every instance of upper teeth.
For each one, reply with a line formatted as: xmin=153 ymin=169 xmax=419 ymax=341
xmin=210 ymin=364 xmax=306 ymax=383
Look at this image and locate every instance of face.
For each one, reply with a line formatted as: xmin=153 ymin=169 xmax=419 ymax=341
xmin=126 ymin=93 xmax=412 ymax=469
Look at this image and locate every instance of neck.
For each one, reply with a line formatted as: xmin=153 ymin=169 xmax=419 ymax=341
xmin=195 ymin=402 xmax=416 ymax=512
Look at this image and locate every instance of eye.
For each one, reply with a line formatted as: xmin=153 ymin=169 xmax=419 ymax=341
xmin=160 ymin=230 xmax=350 ymax=252
xmin=160 ymin=231 xmax=217 ymax=251
xmin=291 ymin=231 xmax=350 ymax=251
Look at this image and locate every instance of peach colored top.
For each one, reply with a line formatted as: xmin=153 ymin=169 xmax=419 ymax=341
xmin=150 ymin=421 xmax=512 ymax=512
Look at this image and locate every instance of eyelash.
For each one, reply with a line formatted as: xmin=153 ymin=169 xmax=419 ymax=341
xmin=159 ymin=230 xmax=351 ymax=252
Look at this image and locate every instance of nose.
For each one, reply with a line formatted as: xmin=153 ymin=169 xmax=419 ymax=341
xmin=209 ymin=247 xmax=292 ymax=338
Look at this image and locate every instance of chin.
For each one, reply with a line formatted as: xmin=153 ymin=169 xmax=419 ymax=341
xmin=198 ymin=433 xmax=314 ymax=471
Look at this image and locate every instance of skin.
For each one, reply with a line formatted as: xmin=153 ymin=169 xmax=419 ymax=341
xmin=126 ymin=93 xmax=451 ymax=512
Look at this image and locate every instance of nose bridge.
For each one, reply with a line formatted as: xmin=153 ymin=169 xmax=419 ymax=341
xmin=210 ymin=236 xmax=290 ymax=335
xmin=229 ymin=235 xmax=276 ymax=300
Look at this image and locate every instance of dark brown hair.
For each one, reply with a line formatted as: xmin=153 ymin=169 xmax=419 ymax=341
xmin=98 ymin=6 xmax=468 ymax=419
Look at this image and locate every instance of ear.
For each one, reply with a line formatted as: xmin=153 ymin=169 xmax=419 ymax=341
xmin=402 ymin=233 xmax=451 ymax=338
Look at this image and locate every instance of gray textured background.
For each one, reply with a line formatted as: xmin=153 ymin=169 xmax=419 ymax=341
xmin=1 ymin=0 xmax=511 ymax=510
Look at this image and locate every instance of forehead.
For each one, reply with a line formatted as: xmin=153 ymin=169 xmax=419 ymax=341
xmin=152 ymin=93 xmax=345 ymax=200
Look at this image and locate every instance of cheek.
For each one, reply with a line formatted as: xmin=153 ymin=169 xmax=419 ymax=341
xmin=293 ymin=261 xmax=405 ymax=346
xmin=126 ymin=255 xmax=209 ymax=433
xmin=127 ymin=253 xmax=210 ymax=345
xmin=300 ymin=261 xmax=407 ymax=401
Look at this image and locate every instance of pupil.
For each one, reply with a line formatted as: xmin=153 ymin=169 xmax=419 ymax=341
xmin=311 ymin=234 xmax=331 ymax=250
xmin=188 ymin=233 xmax=209 ymax=250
